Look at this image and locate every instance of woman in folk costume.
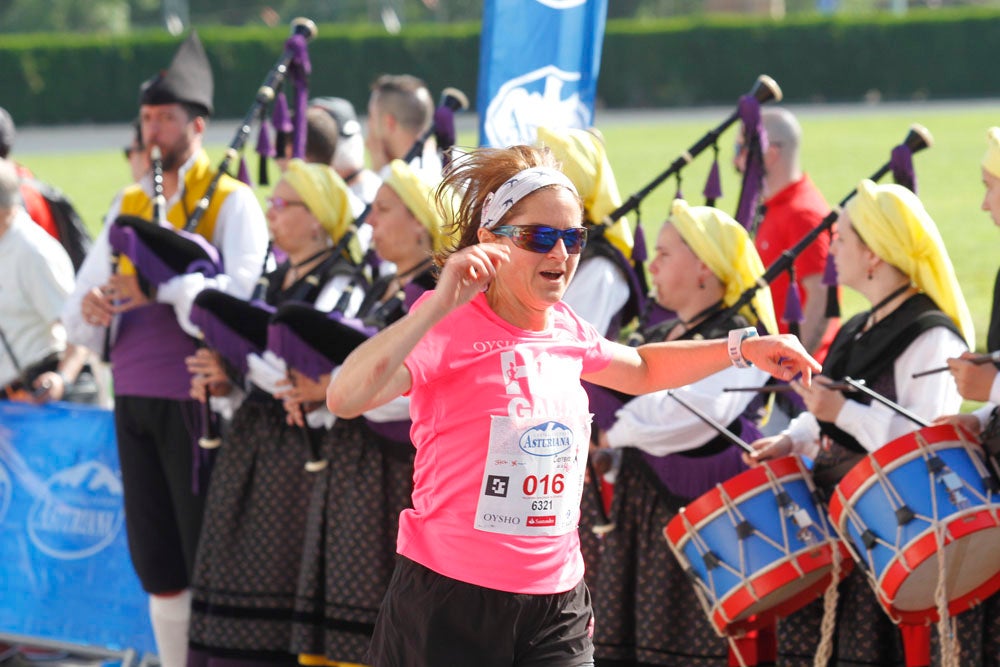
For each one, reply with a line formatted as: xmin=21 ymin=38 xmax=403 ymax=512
xmin=185 ymin=160 xmax=365 ymax=667
xmin=748 ymin=180 xmax=973 ymax=666
xmin=287 ymin=159 xmax=453 ymax=667
xmin=934 ymin=127 xmax=1000 ymax=665
xmin=591 ymin=200 xmax=776 ymax=667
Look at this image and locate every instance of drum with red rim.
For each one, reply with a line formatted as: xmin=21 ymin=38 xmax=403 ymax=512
xmin=828 ymin=423 xmax=1000 ymax=624
xmin=664 ymin=455 xmax=851 ymax=636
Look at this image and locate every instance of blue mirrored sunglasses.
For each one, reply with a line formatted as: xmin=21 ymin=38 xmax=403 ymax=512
xmin=489 ymin=225 xmax=588 ymax=254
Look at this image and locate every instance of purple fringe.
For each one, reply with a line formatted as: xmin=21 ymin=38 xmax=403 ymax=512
xmin=890 ymin=144 xmax=917 ymax=194
xmin=822 ymin=253 xmax=839 ymax=287
xmin=702 ymin=156 xmax=722 ymax=201
xmin=734 ymin=95 xmax=768 ymax=229
xmin=284 ymin=32 xmax=311 ymax=160
xmin=783 ymin=280 xmax=804 ymax=324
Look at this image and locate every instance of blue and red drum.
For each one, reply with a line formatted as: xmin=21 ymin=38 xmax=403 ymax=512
xmin=828 ymin=423 xmax=1000 ymax=624
xmin=664 ymin=455 xmax=851 ymax=636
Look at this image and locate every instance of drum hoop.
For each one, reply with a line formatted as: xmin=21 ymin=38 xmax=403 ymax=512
xmin=876 ymin=506 xmax=1000 ymax=606
xmin=829 ymin=423 xmax=977 ymax=526
xmin=666 ymin=456 xmax=806 ymax=546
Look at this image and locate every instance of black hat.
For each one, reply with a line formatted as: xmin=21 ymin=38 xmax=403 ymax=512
xmin=139 ymin=31 xmax=214 ymax=116
xmin=309 ymin=97 xmax=361 ymax=138
xmin=0 ymin=106 xmax=14 ymax=158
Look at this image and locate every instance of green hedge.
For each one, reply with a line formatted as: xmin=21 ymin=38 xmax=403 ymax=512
xmin=1 ymin=8 xmax=998 ymax=126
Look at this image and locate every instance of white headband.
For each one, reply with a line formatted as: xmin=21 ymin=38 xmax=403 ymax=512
xmin=479 ymin=166 xmax=578 ymax=229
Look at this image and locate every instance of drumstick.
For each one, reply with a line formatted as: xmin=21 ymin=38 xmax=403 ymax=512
xmin=842 ymin=377 xmax=930 ymax=427
xmin=911 ymin=350 xmax=1000 ymax=379
xmin=666 ymin=390 xmax=755 ymax=455
xmin=723 ymin=381 xmax=859 ymax=393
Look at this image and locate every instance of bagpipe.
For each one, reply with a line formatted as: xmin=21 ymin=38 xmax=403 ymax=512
xmin=108 ymin=17 xmax=319 ymax=292
xmin=401 ymin=87 xmax=470 ymax=168
xmin=704 ymin=123 xmax=933 ymax=335
xmin=602 ymin=74 xmax=782 ymax=231
xmin=189 ymin=289 xmax=375 ymax=472
xmin=604 ymin=75 xmax=782 ymax=344
xmin=106 ymin=19 xmax=318 ymax=451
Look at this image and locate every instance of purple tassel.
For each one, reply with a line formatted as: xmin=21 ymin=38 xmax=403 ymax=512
xmin=783 ymin=280 xmax=804 ymax=325
xmin=703 ymin=155 xmax=722 ymax=203
xmin=734 ymin=95 xmax=768 ymax=230
xmin=822 ymin=252 xmax=838 ymax=287
xmin=434 ymin=105 xmax=456 ymax=151
xmin=237 ymin=155 xmax=252 ymax=187
xmin=257 ymin=118 xmax=275 ymax=156
xmin=281 ymin=32 xmax=312 ymax=160
xmin=890 ymin=144 xmax=916 ymax=194
xmin=632 ymin=225 xmax=647 ymax=264
xmin=256 ymin=111 xmax=274 ymax=186
xmin=273 ymin=92 xmax=293 ymax=133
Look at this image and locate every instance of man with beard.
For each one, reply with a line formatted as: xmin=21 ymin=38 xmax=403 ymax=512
xmin=61 ymin=31 xmax=268 ymax=667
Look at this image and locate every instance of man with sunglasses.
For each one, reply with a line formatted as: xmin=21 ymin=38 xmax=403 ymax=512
xmin=61 ymin=32 xmax=267 ymax=667
xmin=326 ymin=145 xmax=820 ymax=667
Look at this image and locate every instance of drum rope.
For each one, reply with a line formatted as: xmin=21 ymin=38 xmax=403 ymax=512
xmin=718 ymin=486 xmax=755 ymax=594
xmin=678 ymin=502 xmax=747 ymax=616
xmin=934 ymin=522 xmax=961 ymax=667
xmin=813 ymin=542 xmax=842 ymax=667
xmin=665 ymin=535 xmax=720 ymax=635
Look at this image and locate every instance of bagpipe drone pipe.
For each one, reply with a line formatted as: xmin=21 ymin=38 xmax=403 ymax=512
xmin=705 ymin=123 xmax=934 ymax=336
xmin=599 ymin=74 xmax=783 ymax=345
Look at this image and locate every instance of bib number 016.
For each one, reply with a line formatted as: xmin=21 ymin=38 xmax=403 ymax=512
xmin=523 ymin=473 xmax=564 ymax=496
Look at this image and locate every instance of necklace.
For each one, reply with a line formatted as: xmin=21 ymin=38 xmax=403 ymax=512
xmin=862 ymin=282 xmax=913 ymax=332
xmin=679 ymin=300 xmax=724 ymax=331
xmin=288 ymin=247 xmax=332 ymax=282
xmin=394 ymin=257 xmax=434 ymax=286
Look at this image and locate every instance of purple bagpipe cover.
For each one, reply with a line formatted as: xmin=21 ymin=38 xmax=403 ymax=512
xmin=189 ymin=288 xmax=274 ymax=375
xmin=267 ymin=302 xmax=377 ymax=383
xmin=109 ymin=215 xmax=223 ymax=286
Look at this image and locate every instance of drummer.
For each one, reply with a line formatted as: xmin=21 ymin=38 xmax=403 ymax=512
xmin=746 ymin=179 xmax=971 ymax=665
xmin=591 ymin=200 xmax=776 ymax=666
xmin=940 ymin=128 xmax=1000 ymax=428
xmin=934 ymin=126 xmax=1000 ymax=662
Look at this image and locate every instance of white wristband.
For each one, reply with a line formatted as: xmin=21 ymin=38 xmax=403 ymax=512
xmin=728 ymin=327 xmax=758 ymax=369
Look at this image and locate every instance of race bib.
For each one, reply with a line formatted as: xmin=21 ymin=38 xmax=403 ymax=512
xmin=474 ymin=413 xmax=591 ymax=537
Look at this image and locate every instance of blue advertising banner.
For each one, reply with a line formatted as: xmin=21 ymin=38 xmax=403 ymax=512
xmin=0 ymin=402 xmax=155 ymax=655
xmin=477 ymin=0 xmax=608 ymax=148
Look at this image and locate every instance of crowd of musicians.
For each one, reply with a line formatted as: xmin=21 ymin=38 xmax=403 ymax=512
xmin=2 ymin=26 xmax=1000 ymax=667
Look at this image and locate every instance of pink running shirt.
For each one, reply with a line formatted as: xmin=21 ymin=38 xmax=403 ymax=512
xmin=401 ymin=292 xmax=615 ymax=594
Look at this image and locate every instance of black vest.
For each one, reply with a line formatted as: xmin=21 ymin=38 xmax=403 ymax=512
xmin=988 ymin=267 xmax=1000 ymax=358
xmin=634 ymin=309 xmax=754 ymax=458
xmin=818 ymin=293 xmax=961 ymax=454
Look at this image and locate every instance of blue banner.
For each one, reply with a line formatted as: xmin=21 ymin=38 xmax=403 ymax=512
xmin=478 ymin=0 xmax=608 ymax=148
xmin=0 ymin=402 xmax=155 ymax=655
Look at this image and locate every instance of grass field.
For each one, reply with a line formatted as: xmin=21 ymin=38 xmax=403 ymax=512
xmin=17 ymin=104 xmax=1000 ymax=352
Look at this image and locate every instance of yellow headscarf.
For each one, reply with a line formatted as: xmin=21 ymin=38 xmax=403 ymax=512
xmin=982 ymin=127 xmax=1000 ymax=180
xmin=535 ymin=126 xmax=634 ymax=260
xmin=383 ymin=159 xmax=454 ymax=254
xmin=282 ymin=159 xmax=361 ymax=263
xmin=844 ymin=179 xmax=974 ymax=349
xmin=669 ymin=199 xmax=778 ymax=335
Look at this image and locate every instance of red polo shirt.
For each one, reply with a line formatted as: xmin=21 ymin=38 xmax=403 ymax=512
xmin=754 ymin=174 xmax=838 ymax=360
